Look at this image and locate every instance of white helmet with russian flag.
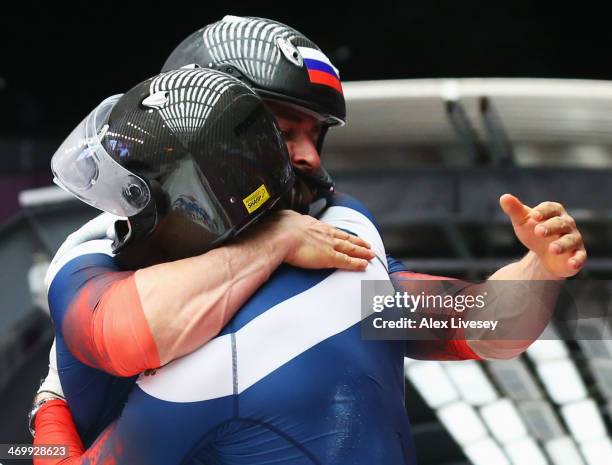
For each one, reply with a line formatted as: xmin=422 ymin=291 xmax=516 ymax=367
xmin=162 ymin=15 xmax=346 ymax=129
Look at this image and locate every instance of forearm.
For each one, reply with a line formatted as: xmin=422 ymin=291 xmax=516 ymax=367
xmin=33 ymin=399 xmax=85 ymax=465
xmin=488 ymin=251 xmax=564 ymax=281
xmin=137 ymin=209 xmax=374 ymax=366
xmin=391 ymin=271 xmax=481 ymax=361
xmin=391 ymin=263 xmax=558 ymax=361
xmin=468 ymin=251 xmax=563 ymax=359
xmin=33 ymin=399 xmax=123 ymax=465
xmin=61 ymin=230 xmax=290 ymax=376
xmin=136 ymin=232 xmax=290 ymax=365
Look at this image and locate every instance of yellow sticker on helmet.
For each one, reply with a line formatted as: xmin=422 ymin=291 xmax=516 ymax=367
xmin=243 ymin=184 xmax=270 ymax=214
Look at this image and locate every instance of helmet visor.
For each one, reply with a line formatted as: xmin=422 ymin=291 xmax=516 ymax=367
xmin=162 ymin=91 xmax=294 ymax=238
xmin=51 ymin=95 xmax=151 ymax=217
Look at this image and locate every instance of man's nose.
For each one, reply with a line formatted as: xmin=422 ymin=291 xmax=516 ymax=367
xmin=290 ymin=136 xmax=321 ymax=172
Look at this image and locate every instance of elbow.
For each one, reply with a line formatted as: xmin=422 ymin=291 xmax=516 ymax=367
xmin=63 ymin=274 xmax=161 ymax=377
xmin=97 ymin=312 xmax=161 ymax=377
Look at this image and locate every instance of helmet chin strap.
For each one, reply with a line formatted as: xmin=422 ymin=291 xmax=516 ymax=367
xmin=112 ymin=211 xmax=157 ymax=254
xmin=280 ymin=169 xmax=334 ymax=216
xmin=307 ymin=197 xmax=329 ymax=218
xmin=298 ymin=166 xmax=335 ymax=192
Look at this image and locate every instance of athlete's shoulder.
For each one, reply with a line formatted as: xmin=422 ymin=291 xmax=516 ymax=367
xmin=325 ymin=192 xmax=378 ymax=225
xmin=45 ymin=213 xmax=120 ymax=290
xmin=326 ymin=194 xmax=410 ymax=274
xmin=387 ymin=254 xmax=410 ymax=274
xmin=321 ymin=192 xmax=386 ymax=271
xmin=45 ymin=239 xmax=117 ymax=290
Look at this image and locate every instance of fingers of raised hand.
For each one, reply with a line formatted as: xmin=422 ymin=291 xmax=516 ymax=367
xmin=569 ymin=249 xmax=587 ymax=270
xmin=531 ymin=201 xmax=564 ymax=221
xmin=534 ymin=215 xmax=575 ymax=237
xmin=549 ymin=233 xmax=583 ymax=255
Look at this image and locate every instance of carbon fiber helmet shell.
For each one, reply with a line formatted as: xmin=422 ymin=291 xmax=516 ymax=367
xmin=53 ymin=68 xmax=294 ymax=258
xmin=162 ymin=16 xmax=346 ymax=128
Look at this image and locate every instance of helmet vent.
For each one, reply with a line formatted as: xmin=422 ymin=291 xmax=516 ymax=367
xmin=179 ymin=63 xmax=201 ymax=70
xmin=142 ymin=91 xmax=169 ymax=109
xmin=276 ymin=37 xmax=303 ymax=67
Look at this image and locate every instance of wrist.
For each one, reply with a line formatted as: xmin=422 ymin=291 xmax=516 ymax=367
xmin=233 ymin=220 xmax=292 ymax=276
xmin=254 ymin=215 xmax=297 ymax=263
xmin=276 ymin=228 xmax=298 ymax=263
xmin=29 ymin=395 xmax=65 ymax=438
xmin=35 ymin=391 xmax=64 ymax=404
xmin=523 ymin=251 xmax=565 ymax=281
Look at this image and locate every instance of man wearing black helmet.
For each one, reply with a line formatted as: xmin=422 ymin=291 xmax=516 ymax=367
xmin=162 ymin=15 xmax=345 ymax=213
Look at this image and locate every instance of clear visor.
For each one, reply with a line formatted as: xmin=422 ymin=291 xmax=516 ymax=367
xmin=51 ymin=95 xmax=151 ymax=217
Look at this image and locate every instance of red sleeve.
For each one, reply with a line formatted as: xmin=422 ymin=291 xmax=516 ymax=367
xmin=33 ymin=399 xmax=121 ymax=465
xmin=32 ymin=400 xmax=81 ymax=465
xmin=391 ymin=271 xmax=483 ymax=361
xmin=62 ymin=271 xmax=161 ymax=377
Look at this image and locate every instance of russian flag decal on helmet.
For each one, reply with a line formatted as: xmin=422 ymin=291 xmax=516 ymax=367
xmin=297 ymin=47 xmax=343 ymax=94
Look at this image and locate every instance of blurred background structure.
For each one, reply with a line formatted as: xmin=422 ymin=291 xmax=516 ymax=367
xmin=2 ymin=3 xmax=612 ymax=465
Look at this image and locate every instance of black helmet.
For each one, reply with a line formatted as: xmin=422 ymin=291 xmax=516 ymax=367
xmin=162 ymin=15 xmax=346 ymax=128
xmin=162 ymin=16 xmax=342 ymax=201
xmin=51 ymin=68 xmax=294 ymax=257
